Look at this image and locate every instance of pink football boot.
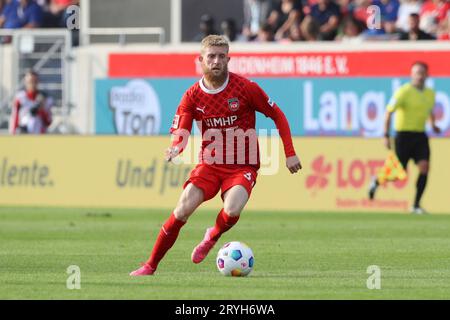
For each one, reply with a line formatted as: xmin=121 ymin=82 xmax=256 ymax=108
xmin=191 ymin=228 xmax=217 ymax=264
xmin=129 ymin=263 xmax=156 ymax=276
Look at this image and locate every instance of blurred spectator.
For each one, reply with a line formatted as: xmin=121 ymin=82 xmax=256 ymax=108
xmin=0 ymin=0 xmax=9 ymax=42
xmin=373 ymin=0 xmax=401 ymax=23
xmin=352 ymin=0 xmax=371 ymax=25
xmin=221 ymin=18 xmax=244 ymax=41
xmin=336 ymin=15 xmax=365 ymax=42
xmin=361 ymin=17 xmax=402 ymax=40
xmin=396 ymin=0 xmax=422 ymax=32
xmin=336 ymin=0 xmax=357 ymax=18
xmin=299 ymin=14 xmax=321 ymax=40
xmin=40 ymin=0 xmax=57 ymax=27
xmin=50 ymin=0 xmax=78 ymax=27
xmin=40 ymin=0 xmax=69 ymax=27
xmin=10 ymin=70 xmax=53 ymax=135
xmin=254 ymin=22 xmax=276 ymax=41
xmin=267 ymin=0 xmax=303 ymax=40
xmin=286 ymin=19 xmax=302 ymax=40
xmin=0 ymin=0 xmax=43 ymax=29
xmin=308 ymin=0 xmax=341 ymax=40
xmin=437 ymin=14 xmax=450 ymax=39
xmin=275 ymin=20 xmax=303 ymax=42
xmin=420 ymin=0 xmax=450 ymax=34
xmin=192 ymin=14 xmax=218 ymax=42
xmin=399 ymin=12 xmax=435 ymax=38
xmin=242 ymin=0 xmax=274 ymax=40
xmin=383 ymin=18 xmax=402 ymax=38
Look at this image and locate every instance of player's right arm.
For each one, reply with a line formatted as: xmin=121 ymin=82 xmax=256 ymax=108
xmin=383 ymin=112 xmax=393 ymax=150
xmin=166 ymin=92 xmax=195 ymax=162
xmin=384 ymin=87 xmax=405 ymax=149
xmin=9 ymin=98 xmax=20 ymax=135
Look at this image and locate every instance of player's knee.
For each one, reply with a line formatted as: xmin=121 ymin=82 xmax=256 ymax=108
xmin=223 ymin=203 xmax=243 ymax=217
xmin=174 ymin=185 xmax=204 ymax=221
xmin=175 ymin=195 xmax=199 ymax=219
xmin=223 ymin=186 xmax=248 ymax=216
xmin=173 ymin=205 xmax=190 ymax=221
xmin=418 ymin=161 xmax=429 ymax=174
xmin=420 ymin=167 xmax=429 ymax=175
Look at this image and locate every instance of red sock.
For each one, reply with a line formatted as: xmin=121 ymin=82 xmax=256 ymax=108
xmin=146 ymin=213 xmax=186 ymax=269
xmin=209 ymin=209 xmax=240 ymax=242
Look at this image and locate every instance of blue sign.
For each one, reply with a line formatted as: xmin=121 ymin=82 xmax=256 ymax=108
xmin=95 ymin=77 xmax=450 ymax=137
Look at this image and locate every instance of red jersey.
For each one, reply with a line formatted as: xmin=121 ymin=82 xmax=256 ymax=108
xmin=10 ymin=90 xmax=52 ymax=134
xmin=170 ymin=72 xmax=296 ymax=170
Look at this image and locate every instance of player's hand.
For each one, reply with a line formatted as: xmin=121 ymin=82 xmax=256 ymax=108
xmin=384 ymin=137 xmax=391 ymax=150
xmin=274 ymin=30 xmax=284 ymax=41
xmin=164 ymin=146 xmax=180 ymax=162
xmin=432 ymin=124 xmax=441 ymax=134
xmin=286 ymin=155 xmax=302 ymax=174
xmin=30 ymin=105 xmax=40 ymax=116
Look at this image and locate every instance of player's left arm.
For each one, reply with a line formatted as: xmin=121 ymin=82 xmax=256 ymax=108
xmin=37 ymin=93 xmax=52 ymax=127
xmin=248 ymin=82 xmax=302 ymax=174
xmin=430 ymin=113 xmax=441 ymax=134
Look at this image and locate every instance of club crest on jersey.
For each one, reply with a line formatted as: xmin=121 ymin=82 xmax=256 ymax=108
xmin=228 ymin=97 xmax=240 ymax=112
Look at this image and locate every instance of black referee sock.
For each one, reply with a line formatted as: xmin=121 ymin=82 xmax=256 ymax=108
xmin=414 ymin=174 xmax=428 ymax=208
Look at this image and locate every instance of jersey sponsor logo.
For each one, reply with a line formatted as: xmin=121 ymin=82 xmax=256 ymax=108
xmin=228 ymin=97 xmax=240 ymax=112
xmin=205 ymin=115 xmax=238 ymax=128
xmin=267 ymin=97 xmax=275 ymax=107
xmin=172 ymin=115 xmax=180 ymax=129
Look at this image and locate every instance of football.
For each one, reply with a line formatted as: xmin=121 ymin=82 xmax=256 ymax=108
xmin=216 ymin=241 xmax=254 ymax=277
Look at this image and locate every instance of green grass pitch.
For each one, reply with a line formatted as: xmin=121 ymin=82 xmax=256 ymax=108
xmin=1 ymin=206 xmax=450 ymax=299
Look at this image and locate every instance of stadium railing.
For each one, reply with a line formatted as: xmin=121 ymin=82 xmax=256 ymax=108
xmin=0 ymin=29 xmax=73 ymax=134
xmin=81 ymin=27 xmax=166 ymax=46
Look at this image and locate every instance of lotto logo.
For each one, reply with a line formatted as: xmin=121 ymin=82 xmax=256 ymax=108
xmin=306 ymin=155 xmax=408 ymax=195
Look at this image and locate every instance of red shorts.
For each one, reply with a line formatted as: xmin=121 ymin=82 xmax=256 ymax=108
xmin=183 ymin=164 xmax=258 ymax=202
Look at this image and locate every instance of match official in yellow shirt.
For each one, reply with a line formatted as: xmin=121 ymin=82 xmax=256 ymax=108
xmin=369 ymin=61 xmax=441 ymax=214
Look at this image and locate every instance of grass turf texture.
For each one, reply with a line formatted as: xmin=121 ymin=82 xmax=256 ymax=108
xmin=1 ymin=207 xmax=450 ymax=299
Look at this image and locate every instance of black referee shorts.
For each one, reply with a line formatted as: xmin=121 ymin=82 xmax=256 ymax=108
xmin=394 ymin=131 xmax=430 ymax=169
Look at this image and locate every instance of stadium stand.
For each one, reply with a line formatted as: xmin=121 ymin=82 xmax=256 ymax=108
xmin=1 ymin=0 xmax=449 ymax=41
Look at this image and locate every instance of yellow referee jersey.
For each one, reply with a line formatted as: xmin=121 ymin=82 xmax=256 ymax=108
xmin=386 ymin=83 xmax=435 ymax=132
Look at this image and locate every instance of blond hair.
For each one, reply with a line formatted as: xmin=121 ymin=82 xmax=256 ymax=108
xmin=200 ymin=35 xmax=229 ymax=54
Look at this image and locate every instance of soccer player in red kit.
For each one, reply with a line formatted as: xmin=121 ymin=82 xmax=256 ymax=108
xmin=10 ymin=70 xmax=52 ymax=134
xmin=130 ymin=35 xmax=302 ymax=276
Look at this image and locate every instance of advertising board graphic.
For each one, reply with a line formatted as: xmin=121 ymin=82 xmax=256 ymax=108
xmin=96 ymin=77 xmax=450 ymax=137
xmin=1 ymin=137 xmax=448 ymax=213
